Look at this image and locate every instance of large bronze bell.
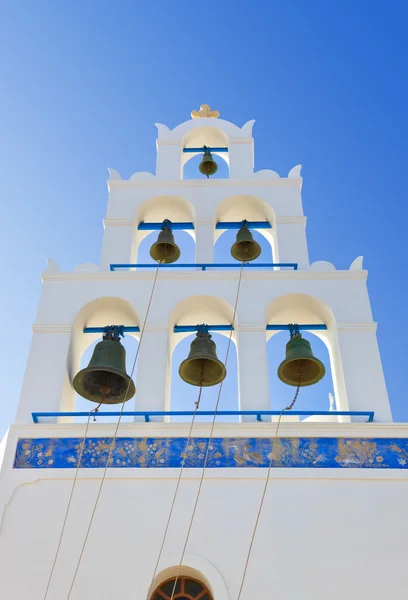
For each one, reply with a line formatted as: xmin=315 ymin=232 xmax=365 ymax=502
xmin=179 ymin=325 xmax=226 ymax=387
xmin=150 ymin=220 xmax=181 ymax=264
xmin=199 ymin=146 xmax=218 ymax=178
xmin=73 ymin=331 xmax=135 ymax=404
xmin=278 ymin=331 xmax=326 ymax=387
xmin=230 ymin=221 xmax=262 ymax=262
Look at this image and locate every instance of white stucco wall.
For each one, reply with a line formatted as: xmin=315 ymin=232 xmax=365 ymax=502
xmin=0 ymin=422 xmax=407 ymax=600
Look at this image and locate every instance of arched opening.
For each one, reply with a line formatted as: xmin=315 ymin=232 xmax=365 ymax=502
xmin=181 ymin=125 xmax=230 ymax=181
xmin=266 ymin=293 xmax=350 ymax=420
xmin=67 ymin=297 xmax=140 ymax=419
xmin=168 ymin=295 xmax=239 ymax=421
xmin=132 ymin=195 xmax=196 ymax=263
xmin=215 ymin=195 xmax=277 ymax=263
xmin=151 ymin=576 xmax=213 ymax=600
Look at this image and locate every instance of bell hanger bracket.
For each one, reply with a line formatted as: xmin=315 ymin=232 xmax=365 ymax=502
xmin=174 ymin=324 xmax=233 ymax=333
xmin=267 ymin=324 xmax=327 ymax=331
xmin=102 ymin=325 xmax=125 ymax=341
xmin=215 ymin=221 xmax=271 ymax=230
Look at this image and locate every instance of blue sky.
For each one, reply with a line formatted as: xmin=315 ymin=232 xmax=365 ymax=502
xmin=1 ymin=1 xmax=407 ymax=435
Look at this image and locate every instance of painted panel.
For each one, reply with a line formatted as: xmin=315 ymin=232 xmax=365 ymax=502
xmin=13 ymin=437 xmax=408 ymax=469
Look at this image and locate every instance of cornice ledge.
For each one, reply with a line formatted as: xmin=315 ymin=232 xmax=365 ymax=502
xmin=103 ymin=218 xmax=134 ymax=227
xmin=107 ymin=178 xmax=300 ymax=189
xmin=32 ymin=324 xmax=72 ymax=333
xmin=144 ymin=324 xmax=167 ymax=332
xmin=41 ymin=269 xmax=369 ymax=282
xmin=238 ymin=324 xmax=267 ymax=332
xmin=337 ymin=322 xmax=377 ymax=332
xmin=276 ymin=216 xmax=307 ymax=225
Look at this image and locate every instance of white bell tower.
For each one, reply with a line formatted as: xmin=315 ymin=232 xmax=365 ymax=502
xmin=0 ymin=105 xmax=406 ymax=600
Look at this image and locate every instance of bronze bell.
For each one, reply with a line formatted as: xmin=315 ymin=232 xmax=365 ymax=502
xmin=150 ymin=220 xmax=181 ymax=264
xmin=179 ymin=325 xmax=226 ymax=387
xmin=278 ymin=329 xmax=326 ymax=387
xmin=73 ymin=330 xmax=135 ymax=404
xmin=199 ymin=146 xmax=218 ymax=178
xmin=230 ymin=221 xmax=262 ymax=262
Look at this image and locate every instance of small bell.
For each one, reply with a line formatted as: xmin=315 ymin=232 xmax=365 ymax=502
xmin=150 ymin=220 xmax=181 ymax=264
xmin=230 ymin=221 xmax=262 ymax=262
xmin=278 ymin=327 xmax=326 ymax=387
xmin=73 ymin=327 xmax=135 ymax=404
xmin=199 ymin=146 xmax=218 ymax=178
xmin=179 ymin=325 xmax=226 ymax=387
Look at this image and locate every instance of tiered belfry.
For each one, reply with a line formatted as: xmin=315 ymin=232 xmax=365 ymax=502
xmin=0 ymin=106 xmax=405 ymax=600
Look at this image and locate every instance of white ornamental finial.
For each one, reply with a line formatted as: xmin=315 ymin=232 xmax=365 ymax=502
xmin=191 ymin=104 xmax=220 ymax=119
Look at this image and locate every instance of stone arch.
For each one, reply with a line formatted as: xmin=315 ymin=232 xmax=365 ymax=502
xmin=181 ymin=125 xmax=230 ymax=176
xmin=132 ymin=195 xmax=196 ymax=263
xmin=64 ymin=297 xmax=140 ymax=412
xmin=215 ymin=194 xmax=277 ymax=262
xmin=166 ymin=295 xmax=238 ymax=412
xmin=145 ymin=552 xmax=229 ymax=600
xmin=265 ymin=293 xmax=349 ymax=414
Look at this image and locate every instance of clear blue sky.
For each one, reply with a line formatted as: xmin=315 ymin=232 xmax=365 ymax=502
xmin=1 ymin=1 xmax=407 ymax=435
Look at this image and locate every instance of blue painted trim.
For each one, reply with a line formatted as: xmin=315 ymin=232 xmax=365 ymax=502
xmin=84 ymin=326 xmax=140 ymax=334
xmin=19 ymin=433 xmax=408 ymax=469
xmin=83 ymin=324 xmax=324 ymax=335
xmin=110 ymin=263 xmax=298 ymax=271
xmin=216 ymin=221 xmax=272 ymax=230
xmin=266 ymin=324 xmax=327 ymax=331
xmin=138 ymin=222 xmax=194 ymax=230
xmin=31 ymin=410 xmax=375 ymax=423
xmin=174 ymin=325 xmax=233 ymax=333
xmin=183 ymin=147 xmax=228 ymax=153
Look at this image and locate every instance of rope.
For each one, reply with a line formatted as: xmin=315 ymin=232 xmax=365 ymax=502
xmin=149 ymin=382 xmax=204 ymax=587
xmin=66 ymin=259 xmax=163 ymax=599
xmin=43 ymin=407 xmax=98 ymax=599
xmin=169 ymin=261 xmax=245 ymax=600
xmin=236 ymin=368 xmax=303 ymax=600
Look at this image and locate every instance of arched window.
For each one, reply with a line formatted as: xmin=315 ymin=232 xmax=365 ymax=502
xmin=151 ymin=576 xmax=213 ymax=600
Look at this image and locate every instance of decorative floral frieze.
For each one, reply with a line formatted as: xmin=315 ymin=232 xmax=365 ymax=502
xmin=13 ymin=437 xmax=408 ymax=470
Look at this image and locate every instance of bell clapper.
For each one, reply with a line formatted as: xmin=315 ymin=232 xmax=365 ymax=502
xmin=285 ymin=363 xmax=303 ymax=411
xmin=194 ymin=366 xmax=205 ymax=409
xmin=92 ymin=401 xmax=103 ymax=422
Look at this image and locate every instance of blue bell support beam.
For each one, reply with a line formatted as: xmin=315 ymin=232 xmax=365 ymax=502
xmin=84 ymin=326 xmax=140 ymax=334
xmin=137 ymin=221 xmax=271 ymax=231
xmin=267 ymin=324 xmax=327 ymax=331
xmin=83 ymin=324 xmax=326 ymax=334
xmin=138 ymin=222 xmax=195 ymax=230
xmin=183 ymin=147 xmax=228 ymax=153
xmin=31 ymin=409 xmax=375 ymax=423
xmin=216 ymin=221 xmax=272 ymax=230
xmin=174 ymin=324 xmax=327 ymax=333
